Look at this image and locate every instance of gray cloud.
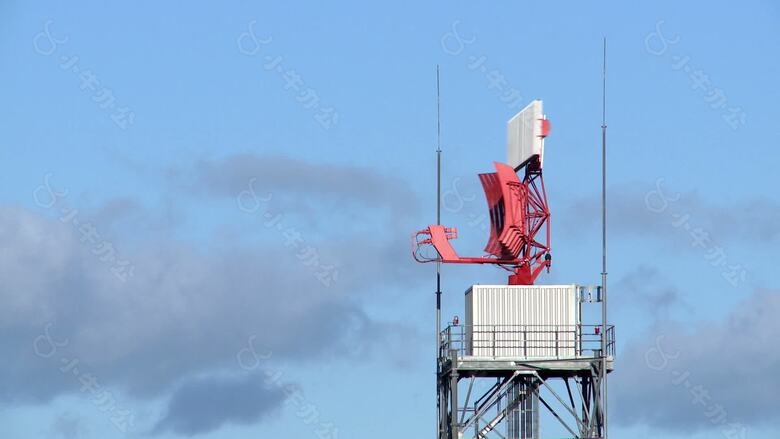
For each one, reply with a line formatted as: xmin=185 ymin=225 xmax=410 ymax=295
xmin=174 ymin=153 xmax=421 ymax=218
xmin=0 ymin=206 xmax=369 ymax=400
xmin=50 ymin=412 xmax=87 ymax=439
xmin=612 ymin=288 xmax=780 ymax=431
xmin=612 ymin=265 xmax=693 ymax=320
xmin=1 ymin=153 xmax=430 ymax=435
xmin=89 ymin=196 xmax=184 ymax=235
xmin=561 ymin=184 xmax=780 ymax=245
xmin=152 ymin=375 xmax=285 ymax=436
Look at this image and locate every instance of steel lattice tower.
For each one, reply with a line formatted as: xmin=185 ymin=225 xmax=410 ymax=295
xmin=414 ymin=99 xmax=615 ymax=439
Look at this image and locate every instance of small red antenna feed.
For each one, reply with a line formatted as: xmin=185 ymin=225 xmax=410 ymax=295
xmin=540 ymin=117 xmax=551 ymax=138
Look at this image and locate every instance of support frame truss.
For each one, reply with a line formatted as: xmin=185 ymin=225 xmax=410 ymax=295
xmin=437 ymin=330 xmax=614 ymax=439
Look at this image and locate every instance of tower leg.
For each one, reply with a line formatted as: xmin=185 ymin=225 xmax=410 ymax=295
xmin=450 ymin=349 xmax=459 ymax=439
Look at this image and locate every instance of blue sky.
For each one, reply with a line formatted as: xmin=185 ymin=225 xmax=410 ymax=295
xmin=1 ymin=1 xmax=779 ymax=438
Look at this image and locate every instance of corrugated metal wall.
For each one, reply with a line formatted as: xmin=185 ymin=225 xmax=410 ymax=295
xmin=464 ymin=285 xmax=579 ymax=358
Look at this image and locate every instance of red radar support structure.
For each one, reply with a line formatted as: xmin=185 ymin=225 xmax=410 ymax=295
xmin=413 ymin=100 xmax=552 ymax=285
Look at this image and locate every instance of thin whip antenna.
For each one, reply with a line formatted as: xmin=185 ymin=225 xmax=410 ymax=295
xmin=600 ymin=37 xmax=609 ymax=439
xmin=435 ymin=64 xmax=443 ymax=439
xmin=437 ymin=64 xmax=442 ymax=220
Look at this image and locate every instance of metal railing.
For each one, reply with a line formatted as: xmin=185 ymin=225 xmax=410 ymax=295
xmin=440 ymin=324 xmax=615 ymax=360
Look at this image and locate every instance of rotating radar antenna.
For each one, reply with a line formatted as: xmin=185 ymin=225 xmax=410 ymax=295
xmin=412 ymin=100 xmax=552 ymax=285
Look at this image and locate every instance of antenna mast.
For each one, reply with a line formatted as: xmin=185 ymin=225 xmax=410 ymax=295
xmin=435 ymin=64 xmax=444 ymax=439
xmin=600 ymin=37 xmax=609 ymax=439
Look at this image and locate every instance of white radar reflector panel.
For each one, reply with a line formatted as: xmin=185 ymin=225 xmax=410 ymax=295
xmin=507 ymin=99 xmax=548 ymax=170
